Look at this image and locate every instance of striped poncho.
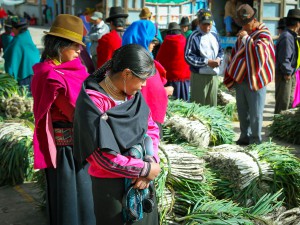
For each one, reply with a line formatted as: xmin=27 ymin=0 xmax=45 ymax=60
xmin=224 ymin=23 xmax=275 ymax=91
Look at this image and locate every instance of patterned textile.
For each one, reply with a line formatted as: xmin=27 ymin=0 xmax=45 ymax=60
xmin=224 ymin=23 xmax=275 ymax=91
xmin=32 ymin=58 xmax=89 ymax=169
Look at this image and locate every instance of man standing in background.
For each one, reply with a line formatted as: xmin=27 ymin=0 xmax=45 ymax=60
xmin=88 ymin=11 xmax=109 ymax=68
xmin=274 ymin=9 xmax=300 ymax=114
xmin=224 ymin=4 xmax=275 ymax=145
xmin=185 ymin=9 xmax=223 ymax=107
xmin=180 ymin=16 xmax=192 ymax=38
xmin=96 ymin=6 xmax=128 ymax=68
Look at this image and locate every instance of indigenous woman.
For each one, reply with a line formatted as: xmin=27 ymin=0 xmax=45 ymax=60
xmin=3 ymin=17 xmax=40 ymax=89
xmin=156 ymin=22 xmax=191 ymax=101
xmin=31 ymin=14 xmax=95 ymax=225
xmin=73 ymin=44 xmax=161 ymax=225
xmin=122 ymin=20 xmax=173 ymax=137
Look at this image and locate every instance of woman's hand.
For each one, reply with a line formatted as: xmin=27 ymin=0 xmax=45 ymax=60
xmin=146 ymin=162 xmax=161 ymax=180
xmin=165 ymin=86 xmax=174 ymax=96
xmin=132 ymin=177 xmax=150 ymax=189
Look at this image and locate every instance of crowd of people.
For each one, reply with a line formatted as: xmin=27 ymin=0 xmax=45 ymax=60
xmin=0 ymin=3 xmax=299 ymax=225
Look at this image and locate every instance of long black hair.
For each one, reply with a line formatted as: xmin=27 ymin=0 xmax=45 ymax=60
xmin=93 ymin=44 xmax=156 ymax=81
xmin=41 ymin=35 xmax=73 ymax=61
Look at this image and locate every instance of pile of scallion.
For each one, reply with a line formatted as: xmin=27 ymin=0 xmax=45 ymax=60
xmin=166 ymin=99 xmax=235 ymax=145
xmin=0 ymin=122 xmax=34 ymax=185
xmin=156 ymin=142 xmax=284 ymax=225
xmin=246 ymin=142 xmax=300 ymax=208
xmin=204 ymin=142 xmax=300 ymax=209
xmin=205 ymin=144 xmax=274 ymax=207
xmin=270 ymin=108 xmax=300 ymax=144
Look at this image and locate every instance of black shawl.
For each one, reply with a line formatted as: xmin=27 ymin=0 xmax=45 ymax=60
xmin=73 ymin=76 xmax=149 ymax=165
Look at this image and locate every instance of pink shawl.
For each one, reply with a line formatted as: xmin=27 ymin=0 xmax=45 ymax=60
xmin=31 ymin=58 xmax=89 ymax=169
xmin=293 ymin=70 xmax=300 ymax=108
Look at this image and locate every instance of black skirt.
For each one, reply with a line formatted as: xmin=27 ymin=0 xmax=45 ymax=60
xmin=45 ymin=122 xmax=96 ymax=225
xmin=91 ymin=177 xmax=159 ymax=225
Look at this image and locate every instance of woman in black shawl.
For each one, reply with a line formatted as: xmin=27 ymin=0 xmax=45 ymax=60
xmin=73 ymin=44 xmax=161 ymax=225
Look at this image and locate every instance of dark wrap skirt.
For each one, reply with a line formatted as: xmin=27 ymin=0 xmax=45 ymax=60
xmin=45 ymin=122 xmax=96 ymax=225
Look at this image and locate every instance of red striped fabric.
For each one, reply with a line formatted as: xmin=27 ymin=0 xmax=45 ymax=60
xmin=224 ymin=23 xmax=275 ymax=91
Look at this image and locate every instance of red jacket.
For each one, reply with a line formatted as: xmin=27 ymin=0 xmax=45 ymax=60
xmin=97 ymin=30 xmax=122 ymax=68
xmin=141 ymin=60 xmax=168 ymax=124
xmin=156 ymin=34 xmax=190 ymax=82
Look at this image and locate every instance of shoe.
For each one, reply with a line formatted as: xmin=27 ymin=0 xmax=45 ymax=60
xmin=236 ymin=139 xmax=249 ymax=146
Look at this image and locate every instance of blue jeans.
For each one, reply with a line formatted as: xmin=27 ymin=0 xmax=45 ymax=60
xmin=235 ymin=80 xmax=267 ymax=144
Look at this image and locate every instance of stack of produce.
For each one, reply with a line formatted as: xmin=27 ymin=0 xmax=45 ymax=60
xmin=274 ymin=207 xmax=300 ymax=225
xmin=0 ymin=95 xmax=33 ymax=118
xmin=0 ymin=73 xmax=33 ymax=119
xmin=0 ymin=73 xmax=19 ymax=97
xmin=205 ymin=144 xmax=274 ymax=206
xmin=217 ymin=90 xmax=236 ymax=106
xmin=166 ymin=99 xmax=235 ymax=145
xmin=0 ymin=122 xmax=34 ymax=185
xmin=157 ymin=143 xmax=212 ymax=223
xmin=270 ymin=108 xmax=300 ymax=144
xmin=247 ymin=142 xmax=300 ymax=208
xmin=164 ymin=115 xmax=210 ymax=148
xmin=217 ymin=83 xmax=238 ymax=121
xmin=204 ymin=142 xmax=300 ymax=209
xmin=156 ymin=143 xmax=283 ymax=225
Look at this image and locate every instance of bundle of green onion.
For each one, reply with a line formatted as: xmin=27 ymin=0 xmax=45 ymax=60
xmin=0 ymin=122 xmax=34 ymax=185
xmin=0 ymin=73 xmax=19 ymax=97
xmin=205 ymin=144 xmax=274 ymax=206
xmin=270 ymin=108 xmax=300 ymax=144
xmin=156 ymin=143 xmax=214 ymax=223
xmin=167 ymin=99 xmax=235 ymax=145
xmin=164 ymin=115 xmax=210 ymax=148
xmin=246 ymin=142 xmax=300 ymax=208
xmin=156 ymin=143 xmax=283 ymax=224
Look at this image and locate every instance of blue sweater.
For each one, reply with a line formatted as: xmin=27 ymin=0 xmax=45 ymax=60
xmin=276 ymin=29 xmax=298 ymax=76
xmin=184 ymin=29 xmax=223 ymax=74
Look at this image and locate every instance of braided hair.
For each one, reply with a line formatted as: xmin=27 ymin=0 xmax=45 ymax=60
xmin=93 ymin=44 xmax=156 ymax=81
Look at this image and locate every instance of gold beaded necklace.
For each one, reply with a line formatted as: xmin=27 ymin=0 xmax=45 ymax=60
xmin=104 ymin=76 xmax=126 ymax=100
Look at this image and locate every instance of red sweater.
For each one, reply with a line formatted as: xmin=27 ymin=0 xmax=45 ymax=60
xmin=156 ymin=34 xmax=190 ymax=82
xmin=141 ymin=60 xmax=168 ymax=124
xmin=97 ymin=30 xmax=122 ymax=68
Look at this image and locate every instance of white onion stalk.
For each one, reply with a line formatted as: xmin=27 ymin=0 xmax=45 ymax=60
xmin=164 ymin=115 xmax=210 ymax=148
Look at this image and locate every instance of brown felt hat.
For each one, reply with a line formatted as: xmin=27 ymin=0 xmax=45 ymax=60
xmin=286 ymin=9 xmax=300 ymax=20
xmin=139 ymin=7 xmax=152 ymax=19
xmin=44 ymin=14 xmax=85 ymax=46
xmin=235 ymin=4 xmax=257 ymax=26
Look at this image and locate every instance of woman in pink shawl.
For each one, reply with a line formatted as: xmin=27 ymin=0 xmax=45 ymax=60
xmin=31 ymin=14 xmax=95 ymax=225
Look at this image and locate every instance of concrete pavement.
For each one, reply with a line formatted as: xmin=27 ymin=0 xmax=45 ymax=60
xmin=0 ymin=183 xmax=47 ymax=225
xmin=0 ymin=25 xmax=49 ymax=225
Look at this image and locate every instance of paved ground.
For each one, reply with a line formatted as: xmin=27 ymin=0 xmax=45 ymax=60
xmin=232 ymin=81 xmax=300 ymax=156
xmin=0 ymin=25 xmax=299 ymax=225
xmin=0 ymin=183 xmax=47 ymax=225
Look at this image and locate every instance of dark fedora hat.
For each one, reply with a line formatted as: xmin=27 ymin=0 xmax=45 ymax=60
xmin=286 ymin=9 xmax=300 ymax=20
xmin=106 ymin=6 xmax=128 ymax=22
xmin=235 ymin=4 xmax=257 ymax=26
xmin=168 ymin=22 xmax=181 ymax=31
xmin=277 ymin=18 xmax=286 ymax=29
xmin=179 ymin=16 xmax=190 ymax=26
